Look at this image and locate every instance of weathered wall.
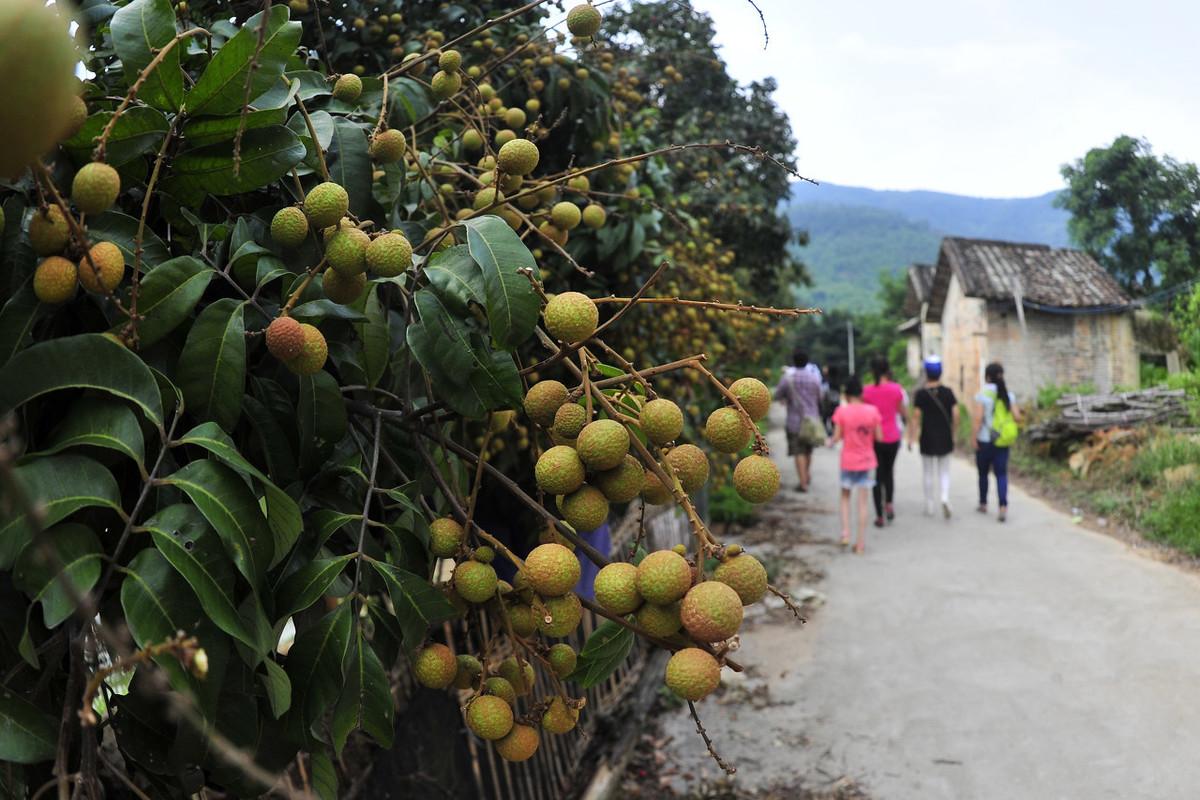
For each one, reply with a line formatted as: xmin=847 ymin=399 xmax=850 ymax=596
xmin=939 ymin=274 xmax=987 ymax=402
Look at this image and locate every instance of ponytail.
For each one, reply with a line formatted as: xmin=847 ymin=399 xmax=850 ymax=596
xmin=871 ymin=356 xmax=889 ymax=386
xmin=985 ymin=362 xmax=1010 ymax=411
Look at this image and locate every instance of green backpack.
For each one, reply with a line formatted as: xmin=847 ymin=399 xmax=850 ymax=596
xmin=987 ymin=389 xmax=1019 ymax=447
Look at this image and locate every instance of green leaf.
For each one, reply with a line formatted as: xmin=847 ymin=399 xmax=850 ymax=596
xmin=39 ymin=397 xmax=145 ymax=466
xmin=327 ymin=119 xmax=373 ymax=218
xmin=87 ymin=212 xmax=171 ymax=268
xmin=175 ymin=422 xmax=301 ymax=566
xmin=0 ymin=689 xmax=57 ymax=764
xmin=163 ymin=460 xmax=273 ymax=588
xmin=121 ymin=256 xmax=214 ymax=347
xmin=459 ymin=215 xmax=539 ymax=349
xmin=0 ymin=283 xmax=43 ymax=367
xmin=368 ymin=561 xmax=457 ymax=653
xmin=309 ymin=511 xmax=360 ymax=550
xmin=0 ymin=333 xmax=163 ymax=425
xmin=284 ymin=603 xmax=352 ymax=740
xmin=275 ymin=555 xmax=354 ymax=621
xmin=332 ymin=627 xmax=394 ymax=754
xmin=290 ymin=298 xmax=369 ymax=323
xmin=181 ymin=107 xmax=289 ymax=147
xmin=310 ymin=749 xmax=337 ymax=800
xmin=143 ymin=504 xmax=259 ymax=649
xmin=12 ymin=524 xmax=103 ymax=629
xmin=357 ymin=286 xmax=389 ymax=388
xmin=243 ymin=392 xmax=296 ymax=487
xmin=297 ymin=371 xmax=347 ymax=475
xmin=387 ymin=78 xmax=434 ymax=127
xmin=0 ymin=455 xmax=122 ymax=570
xmin=567 ymin=620 xmax=635 ymax=688
xmin=168 ymin=126 xmax=305 ymax=199
xmin=260 ymin=659 xmax=291 ymax=719
xmin=425 ymin=245 xmax=484 ymax=312
xmin=178 ymin=299 xmax=246 ymax=432
xmin=62 ymin=106 xmax=169 ymax=167
xmin=110 ymin=0 xmax=183 ymax=111
xmin=186 ymin=6 xmax=302 ymax=116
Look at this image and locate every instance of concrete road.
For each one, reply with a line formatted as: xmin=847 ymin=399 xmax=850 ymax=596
xmin=660 ymin=407 xmax=1200 ymax=799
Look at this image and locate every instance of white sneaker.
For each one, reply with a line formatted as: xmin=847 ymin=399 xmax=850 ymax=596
xmin=924 ymin=501 xmax=935 ymax=516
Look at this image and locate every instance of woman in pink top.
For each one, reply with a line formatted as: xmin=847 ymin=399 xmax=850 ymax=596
xmin=829 ymin=375 xmax=883 ymax=554
xmin=862 ymin=357 xmax=908 ymax=528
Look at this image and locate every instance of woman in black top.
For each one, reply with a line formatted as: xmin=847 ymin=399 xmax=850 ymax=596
xmin=908 ymin=356 xmax=959 ymax=518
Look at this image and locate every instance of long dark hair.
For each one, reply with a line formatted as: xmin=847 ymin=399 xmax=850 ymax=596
xmin=871 ymin=356 xmax=890 ymax=386
xmin=843 ymin=374 xmax=863 ymax=398
xmin=985 ymin=362 xmax=1010 ymax=411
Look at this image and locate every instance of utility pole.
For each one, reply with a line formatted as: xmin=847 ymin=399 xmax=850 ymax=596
xmin=846 ymin=320 xmax=855 ymax=375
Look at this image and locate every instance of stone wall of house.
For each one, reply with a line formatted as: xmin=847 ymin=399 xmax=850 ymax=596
xmin=938 ymin=274 xmax=987 ymax=402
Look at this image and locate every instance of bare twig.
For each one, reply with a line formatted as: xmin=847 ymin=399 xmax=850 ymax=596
xmin=768 ymin=583 xmax=807 ymax=622
xmin=688 ymin=701 xmax=737 ymax=774
xmin=232 ymin=0 xmax=274 ymax=177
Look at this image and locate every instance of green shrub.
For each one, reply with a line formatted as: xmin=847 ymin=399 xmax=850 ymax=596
xmin=1132 ymin=433 xmax=1200 ymax=484
xmin=1144 ymin=485 xmax=1200 ymax=555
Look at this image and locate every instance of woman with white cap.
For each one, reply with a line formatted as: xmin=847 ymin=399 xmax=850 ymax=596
xmin=908 ymin=356 xmax=959 ymax=517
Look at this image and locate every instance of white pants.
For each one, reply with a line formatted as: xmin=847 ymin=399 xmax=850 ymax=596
xmin=922 ymin=454 xmax=951 ymax=510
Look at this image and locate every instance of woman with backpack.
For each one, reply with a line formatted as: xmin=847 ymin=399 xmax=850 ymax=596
xmin=972 ymin=362 xmax=1020 ymax=522
xmin=908 ymin=356 xmax=958 ymax=518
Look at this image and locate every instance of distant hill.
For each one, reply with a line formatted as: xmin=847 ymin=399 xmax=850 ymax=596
xmin=787 ymin=183 xmax=1072 ymax=310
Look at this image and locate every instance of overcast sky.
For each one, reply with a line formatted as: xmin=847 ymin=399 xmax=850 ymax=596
xmin=689 ymin=0 xmax=1200 ymax=198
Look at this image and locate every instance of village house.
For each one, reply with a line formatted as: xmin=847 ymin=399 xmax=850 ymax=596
xmin=899 ymin=237 xmax=1137 ymax=403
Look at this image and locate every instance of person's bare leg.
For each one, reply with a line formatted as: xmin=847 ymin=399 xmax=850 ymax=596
xmin=855 ymin=487 xmax=869 ymax=553
xmin=799 ymin=452 xmax=812 ymax=489
xmin=839 ymin=488 xmax=851 ymax=546
xmin=793 ymin=454 xmax=806 ymax=490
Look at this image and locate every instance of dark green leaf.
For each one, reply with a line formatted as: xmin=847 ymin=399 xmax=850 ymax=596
xmin=369 ymin=561 xmax=457 ymax=653
xmin=178 ymin=298 xmax=246 ymax=431
xmin=332 ymin=627 xmax=394 ymax=754
xmin=290 ymin=298 xmax=369 ymax=323
xmin=88 ymin=212 xmax=171 ymax=268
xmin=407 ymin=290 xmax=474 ymax=387
xmin=297 ymin=371 xmax=347 ymax=475
xmin=287 ymin=109 xmax=334 ymax=167
xmin=0 ymin=283 xmax=43 ymax=367
xmin=181 ymin=107 xmax=289 ymax=147
xmin=186 ymin=6 xmax=302 ymax=116
xmin=176 ymin=422 xmax=301 ymax=566
xmin=168 ymin=126 xmax=305 ymax=198
xmin=310 ymin=749 xmax=337 ymax=800
xmin=62 ymin=106 xmax=169 ymax=166
xmin=260 ymin=659 xmax=291 ymax=719
xmin=425 ymin=245 xmax=484 ymax=312
xmin=0 ymin=333 xmax=163 ymax=425
xmin=567 ymin=620 xmax=634 ymax=688
xmin=275 ymin=555 xmax=354 ymax=621
xmin=309 ymin=511 xmax=360 ymax=550
xmin=110 ymin=0 xmax=183 ymax=111
xmin=163 ymin=460 xmax=272 ymax=588
xmin=459 ymin=215 xmax=539 ymax=349
xmin=242 ymin=392 xmax=296 ymax=487
xmin=12 ymin=524 xmax=102 ymax=629
xmin=0 ymin=455 xmax=121 ymax=570
xmin=284 ymin=603 xmax=352 ymax=740
xmin=327 ymin=119 xmax=372 ymax=218
xmin=39 ymin=397 xmax=145 ymax=466
xmin=357 ymin=286 xmax=389 ymax=388
xmin=0 ymin=689 xmax=57 ymax=764
xmin=143 ymin=504 xmax=259 ymax=649
xmin=122 ymin=256 xmax=214 ymax=347
xmin=387 ymin=78 xmax=434 ymax=127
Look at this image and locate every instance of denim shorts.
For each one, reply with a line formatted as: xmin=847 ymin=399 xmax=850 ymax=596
xmin=840 ymin=469 xmax=876 ymax=489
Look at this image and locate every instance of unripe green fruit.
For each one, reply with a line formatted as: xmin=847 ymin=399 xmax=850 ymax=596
xmin=271 ymin=206 xmax=309 ymax=248
xmin=639 ymin=398 xmax=683 ymax=445
xmin=680 ymin=581 xmax=743 ymax=642
xmin=321 ymin=267 xmax=365 ymax=305
xmin=552 ymin=402 xmax=588 ymax=439
xmin=473 ymin=186 xmax=504 ymax=210
xmin=466 ymin=695 xmax=514 ymax=740
xmin=453 ymin=559 xmax=498 ymax=603
xmin=33 ymin=256 xmax=76 ymax=304
xmin=524 ymin=380 xmax=569 ymax=426
xmin=541 ymin=697 xmax=579 ymax=734
xmin=284 ymin=323 xmax=328 ymax=375
xmin=641 ymin=470 xmax=674 ymax=505
xmin=452 ymin=654 xmax=483 ymax=689
xmin=547 ymin=643 xmax=577 ymax=678
xmin=438 ymin=49 xmax=462 ymax=71
xmin=369 ymin=129 xmax=406 ymax=163
xmin=665 ymin=648 xmax=721 ymax=701
xmin=593 ymin=562 xmax=641 ymax=615
xmin=635 ymin=600 xmax=681 ymax=637
xmin=478 ymin=83 xmax=496 ymax=101
xmin=333 ymin=73 xmax=362 ymax=102
xmin=505 ymin=603 xmax=537 ymax=636
xmin=566 ymin=3 xmax=602 ymax=37
xmin=729 ymin=377 xmax=771 ymax=421
xmin=539 ymin=221 xmax=568 ymax=247
xmin=561 ymin=485 xmax=608 ymax=533
xmin=705 ymin=407 xmax=752 ymax=453
xmin=550 ymin=201 xmax=581 ymax=231
xmin=325 ymin=226 xmax=370 ymax=275
xmin=524 ymin=543 xmax=581 ymax=597
xmin=543 ymin=291 xmax=598 ymax=343
xmin=714 ymin=552 xmax=768 ymax=605
xmin=498 ymin=656 xmax=535 ymax=695
xmin=665 ymin=444 xmax=709 ymax=494
xmin=575 ymin=419 xmax=629 ymax=471
xmin=733 ymin=454 xmax=780 ymax=504
xmin=496 ymin=138 xmax=540 ymax=176
xmin=462 ymin=129 xmax=484 ymax=151
xmin=581 ymin=204 xmax=607 ymax=229
xmin=636 ymin=550 xmax=692 ymax=605
xmin=71 ymin=162 xmax=120 ymax=215
xmin=595 ymin=454 xmax=645 ymax=503
xmin=566 ymin=175 xmax=590 ymax=192
xmin=494 ymin=128 xmax=516 ymax=147
xmin=304 ymin=182 xmax=350 ymax=228
xmin=0 ymin=0 xmax=81 ymax=179
xmin=77 ymin=242 xmax=124 ymax=294
xmin=537 ymin=592 xmax=582 ymax=637
xmin=366 ymin=232 xmax=413 ymax=276
xmin=483 ymin=677 xmax=517 ymax=705
xmin=472 ymin=546 xmax=496 ymax=564
xmin=535 ymin=445 xmax=585 ymax=496
xmin=431 ymin=69 xmax=462 ymax=99
xmin=429 ymin=517 xmax=465 ymax=557
xmin=496 ymin=724 xmax=540 ymax=762
xmin=28 ymin=205 xmax=70 ymax=255
xmin=413 ymin=643 xmax=457 ymax=689
xmin=503 ymin=107 xmax=526 ymax=130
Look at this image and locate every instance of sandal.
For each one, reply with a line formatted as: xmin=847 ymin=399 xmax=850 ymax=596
xmin=998 ymin=507 xmax=1007 ymax=523
xmin=873 ymin=517 xmax=885 ymax=528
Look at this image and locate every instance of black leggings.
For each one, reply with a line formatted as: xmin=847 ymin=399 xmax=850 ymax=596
xmin=873 ymin=440 xmax=901 ymax=518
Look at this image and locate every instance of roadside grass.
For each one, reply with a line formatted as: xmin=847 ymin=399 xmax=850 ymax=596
xmin=1144 ymin=486 xmax=1200 ymax=555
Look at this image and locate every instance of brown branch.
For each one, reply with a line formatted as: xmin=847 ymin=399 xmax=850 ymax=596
xmin=294 ymin=94 xmax=330 ymax=181
xmin=126 ymin=117 xmax=181 ymax=347
xmin=232 ymin=0 xmax=273 ymax=177
xmin=279 ymin=257 xmax=328 ymax=315
xmin=768 ymin=583 xmax=807 ymax=622
xmin=351 ymin=411 xmax=383 ymax=598
xmin=688 ymin=700 xmax=737 ymax=775
xmin=591 ymin=296 xmax=821 ymax=317
xmin=80 ymin=635 xmax=200 ymax=726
